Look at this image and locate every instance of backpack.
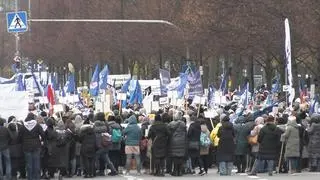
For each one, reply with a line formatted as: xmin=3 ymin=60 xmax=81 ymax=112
xmin=111 ymin=129 xmax=122 ymax=143
xmin=56 ymin=131 xmax=68 ymax=147
xmin=100 ymin=132 xmax=112 ymax=148
xmin=200 ymin=132 xmax=211 ymax=147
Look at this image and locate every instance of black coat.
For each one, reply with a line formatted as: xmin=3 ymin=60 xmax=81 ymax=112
xmin=258 ymin=123 xmax=282 ymax=160
xmin=0 ymin=126 xmax=11 ymax=151
xmin=19 ymin=120 xmax=45 ymax=152
xmin=8 ymin=123 xmax=23 ymax=169
xmin=187 ymin=121 xmax=201 ymax=158
xmin=80 ymin=125 xmax=97 ymax=158
xmin=217 ymin=121 xmax=235 ymax=162
xmin=167 ymin=120 xmax=187 ymax=157
xmin=46 ymin=127 xmax=72 ymax=168
xmin=148 ymin=121 xmax=169 ymax=158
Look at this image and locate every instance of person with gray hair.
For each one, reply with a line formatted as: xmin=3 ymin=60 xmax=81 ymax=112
xmin=167 ymin=111 xmax=187 ymax=176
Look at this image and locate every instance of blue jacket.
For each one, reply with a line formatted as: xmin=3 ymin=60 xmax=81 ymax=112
xmin=123 ymin=115 xmax=141 ymax=146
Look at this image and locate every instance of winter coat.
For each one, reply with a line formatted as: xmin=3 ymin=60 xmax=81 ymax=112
xmin=200 ymin=124 xmax=210 ymax=155
xmin=0 ymin=126 xmax=11 ymax=151
xmin=46 ymin=127 xmax=72 ymax=168
xmin=167 ymin=120 xmax=187 ymax=157
xmin=187 ymin=120 xmax=201 ymax=158
xmin=308 ymin=123 xmax=320 ymax=158
xmin=148 ymin=121 xmax=169 ymax=158
xmin=210 ymin=122 xmax=221 ymax=147
xmin=108 ymin=121 xmax=122 ymax=151
xmin=19 ymin=120 xmax=45 ymax=152
xmin=251 ymin=124 xmax=264 ymax=153
xmin=282 ymin=120 xmax=300 ymax=158
xmin=93 ymin=120 xmax=109 ymax=150
xmin=123 ymin=115 xmax=141 ymax=146
xmin=234 ymin=117 xmax=251 ymax=155
xmin=8 ymin=123 xmax=23 ymax=169
xmin=216 ymin=121 xmax=235 ymax=162
xmin=80 ymin=125 xmax=97 ymax=158
xmin=258 ymin=123 xmax=282 ymax=160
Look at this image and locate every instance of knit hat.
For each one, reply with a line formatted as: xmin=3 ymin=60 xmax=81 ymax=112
xmin=265 ymin=115 xmax=275 ymax=123
xmin=173 ymin=111 xmax=183 ymax=121
xmin=220 ymin=113 xmax=228 ymax=122
xmin=25 ymin=113 xmax=36 ymax=122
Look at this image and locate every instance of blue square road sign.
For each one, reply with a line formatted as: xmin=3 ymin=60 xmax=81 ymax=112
xmin=6 ymin=11 xmax=28 ymax=33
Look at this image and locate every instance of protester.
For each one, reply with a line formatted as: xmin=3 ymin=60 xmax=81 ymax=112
xmin=123 ymin=115 xmax=142 ymax=175
xmin=148 ymin=114 xmax=169 ymax=176
xmin=216 ymin=114 xmax=235 ymax=176
xmin=308 ymin=114 xmax=320 ymax=172
xmin=167 ymin=111 xmax=187 ymax=176
xmin=108 ymin=114 xmax=123 ymax=173
xmin=187 ymin=115 xmax=202 ymax=174
xmin=19 ymin=113 xmax=45 ymax=180
xmin=0 ymin=117 xmax=12 ymax=180
xmin=79 ymin=122 xmax=96 ymax=178
xmin=234 ymin=115 xmax=250 ymax=173
xmin=93 ymin=112 xmax=117 ymax=176
xmin=249 ymin=115 xmax=282 ymax=176
xmin=199 ymin=119 xmax=210 ymax=175
xmin=282 ymin=116 xmax=300 ymax=174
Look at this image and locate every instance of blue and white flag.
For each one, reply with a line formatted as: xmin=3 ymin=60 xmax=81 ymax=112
xmin=159 ymin=68 xmax=171 ymax=95
xmin=16 ymin=74 xmax=25 ymax=91
xmin=208 ymin=85 xmax=215 ymax=108
xmin=121 ymin=79 xmax=131 ymax=107
xmin=309 ymin=95 xmax=319 ymax=115
xmin=271 ymin=74 xmax=280 ymax=93
xmin=285 ymin=18 xmax=295 ymax=107
xmin=65 ymin=73 xmax=76 ymax=94
xmin=219 ymin=73 xmax=228 ymax=94
xmin=167 ymin=73 xmax=188 ymax=98
xmin=90 ymin=64 xmax=100 ymax=96
xmin=188 ymin=70 xmax=203 ymax=98
xmin=240 ymin=82 xmax=250 ymax=107
xmin=99 ymin=65 xmax=109 ymax=90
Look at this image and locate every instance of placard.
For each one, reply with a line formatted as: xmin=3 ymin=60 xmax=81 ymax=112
xmin=193 ymin=95 xmax=201 ymax=104
xmin=53 ymin=104 xmax=64 ymax=113
xmin=204 ymin=110 xmax=218 ymax=118
xmin=159 ymin=97 xmax=169 ymax=105
xmin=282 ymin=85 xmax=290 ymax=92
xmin=200 ymin=97 xmax=207 ymax=105
xmin=117 ymin=93 xmax=127 ymax=100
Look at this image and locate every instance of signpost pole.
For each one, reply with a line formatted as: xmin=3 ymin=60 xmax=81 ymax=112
xmin=15 ymin=0 xmax=20 ymax=57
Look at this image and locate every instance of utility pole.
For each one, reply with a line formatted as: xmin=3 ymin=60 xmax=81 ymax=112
xmin=120 ymin=0 xmax=126 ymax=74
xmin=14 ymin=0 xmax=20 ymax=57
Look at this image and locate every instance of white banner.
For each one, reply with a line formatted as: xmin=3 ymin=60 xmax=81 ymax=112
xmin=0 ymin=91 xmax=29 ymax=121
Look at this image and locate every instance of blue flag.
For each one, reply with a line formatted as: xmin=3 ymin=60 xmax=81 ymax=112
xmin=219 ymin=73 xmax=228 ymax=94
xmin=121 ymin=79 xmax=131 ymax=108
xmin=129 ymin=80 xmax=143 ymax=105
xmin=188 ymin=70 xmax=203 ymax=98
xmin=159 ymin=68 xmax=171 ymax=95
xmin=176 ymin=73 xmax=188 ymax=98
xmin=66 ymin=73 xmax=76 ymax=94
xmin=309 ymin=95 xmax=319 ymax=115
xmin=271 ymin=74 xmax=280 ymax=93
xmin=99 ymin=65 xmax=109 ymax=90
xmin=90 ymin=64 xmax=100 ymax=96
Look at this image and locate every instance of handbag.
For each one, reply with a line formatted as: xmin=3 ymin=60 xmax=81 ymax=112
xmin=188 ymin=141 xmax=199 ymax=150
xmin=247 ymin=135 xmax=258 ymax=145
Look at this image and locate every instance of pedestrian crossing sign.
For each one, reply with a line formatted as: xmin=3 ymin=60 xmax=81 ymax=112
xmin=6 ymin=11 xmax=28 ymax=33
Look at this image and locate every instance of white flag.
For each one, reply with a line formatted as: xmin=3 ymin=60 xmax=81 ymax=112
xmin=285 ymin=18 xmax=295 ymax=107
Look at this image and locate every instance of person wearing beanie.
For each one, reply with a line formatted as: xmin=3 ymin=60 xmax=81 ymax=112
xmin=167 ymin=111 xmax=187 ymax=176
xmin=187 ymin=115 xmax=202 ymax=174
xmin=216 ymin=114 xmax=235 ymax=176
xmin=148 ymin=114 xmax=169 ymax=176
xmin=249 ymin=115 xmax=282 ymax=176
xmin=281 ymin=116 xmax=300 ymax=174
xmin=0 ymin=117 xmax=12 ymax=180
xmin=19 ymin=113 xmax=45 ymax=180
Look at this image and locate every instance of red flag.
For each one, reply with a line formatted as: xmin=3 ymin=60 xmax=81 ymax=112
xmin=47 ymin=84 xmax=55 ymax=115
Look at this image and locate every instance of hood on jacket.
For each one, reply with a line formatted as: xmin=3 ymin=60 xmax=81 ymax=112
xmin=8 ymin=122 xmax=17 ymax=131
xmin=222 ymin=121 xmax=233 ymax=129
xmin=56 ymin=120 xmax=65 ymax=130
xmin=94 ymin=112 xmax=106 ymax=122
xmin=46 ymin=118 xmax=55 ymax=128
xmin=127 ymin=115 xmax=137 ymax=125
xmin=287 ymin=116 xmax=299 ymax=128
xmin=108 ymin=121 xmax=121 ymax=129
xmin=255 ymin=117 xmax=264 ymax=125
xmin=311 ymin=113 xmax=320 ymax=124
xmin=24 ymin=120 xmax=37 ymax=131
xmin=93 ymin=120 xmax=107 ymax=133
xmin=235 ymin=116 xmax=246 ymax=124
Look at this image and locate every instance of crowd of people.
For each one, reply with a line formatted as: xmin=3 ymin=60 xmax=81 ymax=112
xmin=0 ymin=100 xmax=319 ymax=180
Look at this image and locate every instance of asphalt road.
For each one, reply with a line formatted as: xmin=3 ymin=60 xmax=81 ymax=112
xmin=60 ymin=169 xmax=320 ymax=180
